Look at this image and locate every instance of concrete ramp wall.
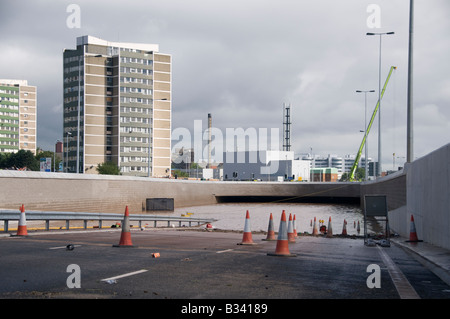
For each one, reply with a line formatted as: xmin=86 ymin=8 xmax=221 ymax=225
xmin=0 ymin=171 xmax=360 ymax=214
xmin=1 ymin=143 xmax=447 ymax=250
xmin=403 ymin=143 xmax=450 ymax=250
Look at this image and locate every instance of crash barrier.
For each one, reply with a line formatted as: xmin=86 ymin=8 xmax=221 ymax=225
xmin=0 ymin=206 xmax=217 ymax=232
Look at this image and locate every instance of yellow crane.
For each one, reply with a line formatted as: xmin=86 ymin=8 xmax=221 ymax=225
xmin=349 ymin=66 xmax=396 ymax=181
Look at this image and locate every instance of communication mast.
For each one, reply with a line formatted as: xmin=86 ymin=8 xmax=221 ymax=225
xmin=283 ymin=103 xmax=291 ymax=151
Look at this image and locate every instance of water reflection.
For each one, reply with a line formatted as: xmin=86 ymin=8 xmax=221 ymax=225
xmin=173 ymin=202 xmax=380 ymax=235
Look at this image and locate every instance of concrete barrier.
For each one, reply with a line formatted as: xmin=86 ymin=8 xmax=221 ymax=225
xmin=403 ymin=143 xmax=450 ymax=250
xmin=0 ymin=170 xmax=360 ymax=214
xmin=1 ymin=143 xmax=448 ymax=250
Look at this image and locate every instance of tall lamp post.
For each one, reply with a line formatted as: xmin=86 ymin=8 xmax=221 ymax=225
xmin=366 ymin=31 xmax=394 ymax=177
xmin=65 ymin=132 xmax=72 ymax=172
xmin=407 ymin=0 xmax=414 ymax=163
xmin=54 ymin=139 xmax=60 ymax=172
xmin=356 ymin=90 xmax=375 ymax=181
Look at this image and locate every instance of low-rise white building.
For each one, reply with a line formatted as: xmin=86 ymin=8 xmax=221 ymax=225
xmin=223 ymin=150 xmax=310 ymax=181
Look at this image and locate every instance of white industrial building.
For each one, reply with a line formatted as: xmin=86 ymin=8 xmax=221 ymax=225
xmin=301 ymin=153 xmax=373 ymax=179
xmin=223 ymin=150 xmax=310 ymax=182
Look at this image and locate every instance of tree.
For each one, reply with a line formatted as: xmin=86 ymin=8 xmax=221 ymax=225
xmin=340 ymin=168 xmax=366 ymax=182
xmin=96 ymin=162 xmax=121 ymax=175
xmin=0 ymin=152 xmax=9 ymax=169
xmin=5 ymin=150 xmax=39 ymax=170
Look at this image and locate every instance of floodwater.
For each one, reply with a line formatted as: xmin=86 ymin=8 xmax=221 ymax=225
xmin=1 ymin=202 xmax=383 ymax=236
xmin=173 ymin=202 xmax=383 ymax=235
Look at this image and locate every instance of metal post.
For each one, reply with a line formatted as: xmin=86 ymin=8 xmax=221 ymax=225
xmin=357 ymin=90 xmax=375 ymax=181
xmin=378 ymin=35 xmax=382 ymax=177
xmin=365 ymin=92 xmax=369 ymax=181
xmin=407 ymin=0 xmax=414 ymax=163
xmin=366 ymin=31 xmax=394 ymax=177
xmin=66 ymin=132 xmax=71 ymax=172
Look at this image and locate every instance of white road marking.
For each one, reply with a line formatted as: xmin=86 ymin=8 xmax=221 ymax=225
xmin=377 ymin=246 xmax=420 ymax=299
xmin=101 ymin=269 xmax=148 ymax=282
xmin=49 ymin=245 xmax=81 ymax=250
xmin=216 ymin=249 xmax=234 ymax=254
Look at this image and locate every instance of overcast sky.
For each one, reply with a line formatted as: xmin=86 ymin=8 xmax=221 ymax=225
xmin=1 ymin=0 xmax=449 ymax=169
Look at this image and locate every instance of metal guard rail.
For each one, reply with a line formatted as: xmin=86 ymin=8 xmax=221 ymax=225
xmin=0 ymin=209 xmax=217 ymax=232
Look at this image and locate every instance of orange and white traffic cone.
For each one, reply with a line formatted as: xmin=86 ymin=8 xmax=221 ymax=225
xmin=267 ymin=211 xmax=296 ymax=257
xmin=312 ymin=217 xmax=319 ymax=236
xmin=263 ymin=213 xmax=276 ymax=241
xmin=238 ymin=210 xmax=255 ymax=245
xmin=326 ymin=217 xmax=333 ymax=238
xmin=16 ymin=204 xmax=28 ymax=236
xmin=341 ymin=219 xmax=348 ymax=236
xmin=406 ymin=214 xmax=422 ymax=242
xmin=113 ymin=206 xmax=134 ymax=247
xmin=293 ymin=214 xmax=298 ymax=238
xmin=287 ymin=213 xmax=296 ymax=243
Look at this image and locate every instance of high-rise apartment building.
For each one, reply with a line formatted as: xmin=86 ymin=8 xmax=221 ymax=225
xmin=0 ymin=79 xmax=37 ymax=154
xmin=63 ymin=36 xmax=171 ymax=176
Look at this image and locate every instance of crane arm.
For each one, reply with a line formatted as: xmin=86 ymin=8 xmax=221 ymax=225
xmin=349 ymin=66 xmax=396 ymax=181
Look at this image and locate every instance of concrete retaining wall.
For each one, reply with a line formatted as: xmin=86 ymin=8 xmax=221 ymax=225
xmin=1 ymin=143 xmax=448 ymax=250
xmin=404 ymin=143 xmax=450 ymax=250
xmin=0 ymin=171 xmax=360 ymax=214
xmin=360 ymin=143 xmax=449 ymax=250
xmin=360 ymin=170 xmax=407 ymax=211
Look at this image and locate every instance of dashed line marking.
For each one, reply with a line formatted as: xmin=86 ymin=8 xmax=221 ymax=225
xmin=101 ymin=269 xmax=148 ymax=282
xmin=216 ymin=249 xmax=234 ymax=254
xmin=49 ymin=245 xmax=82 ymax=250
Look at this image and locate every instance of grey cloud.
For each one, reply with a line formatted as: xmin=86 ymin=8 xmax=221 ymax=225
xmin=0 ymin=0 xmax=448 ymax=169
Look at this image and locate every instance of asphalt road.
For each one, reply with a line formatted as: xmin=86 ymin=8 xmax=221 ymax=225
xmin=0 ymin=227 xmax=449 ymax=311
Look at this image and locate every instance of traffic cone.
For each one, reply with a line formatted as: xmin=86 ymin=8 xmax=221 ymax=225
xmin=113 ymin=206 xmax=134 ymax=247
xmin=293 ymin=214 xmax=298 ymax=238
xmin=16 ymin=204 xmax=28 ymax=236
xmin=262 ymin=213 xmax=276 ymax=241
xmin=238 ymin=210 xmax=255 ymax=245
xmin=341 ymin=219 xmax=347 ymax=236
xmin=312 ymin=217 xmax=319 ymax=236
xmin=287 ymin=213 xmax=296 ymax=243
xmin=267 ymin=211 xmax=296 ymax=257
xmin=406 ymin=215 xmax=423 ymax=242
xmin=326 ymin=217 xmax=333 ymax=238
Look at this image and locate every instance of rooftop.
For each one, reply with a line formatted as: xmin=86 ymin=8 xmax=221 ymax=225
xmin=76 ymin=35 xmax=159 ymax=53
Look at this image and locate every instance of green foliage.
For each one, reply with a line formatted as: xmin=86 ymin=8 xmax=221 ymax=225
xmin=340 ymin=167 xmax=366 ymax=182
xmin=0 ymin=150 xmax=39 ymax=170
xmin=171 ymin=169 xmax=189 ymax=178
xmin=0 ymin=148 xmax=62 ymax=172
xmin=96 ymin=161 xmax=121 ymax=175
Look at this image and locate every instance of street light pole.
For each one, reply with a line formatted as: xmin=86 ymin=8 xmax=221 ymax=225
xmin=54 ymin=139 xmax=60 ymax=173
xmin=356 ymin=90 xmax=375 ymax=181
xmin=407 ymin=0 xmax=414 ymax=163
xmin=65 ymin=132 xmax=72 ymax=172
xmin=366 ymin=31 xmax=394 ymax=177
